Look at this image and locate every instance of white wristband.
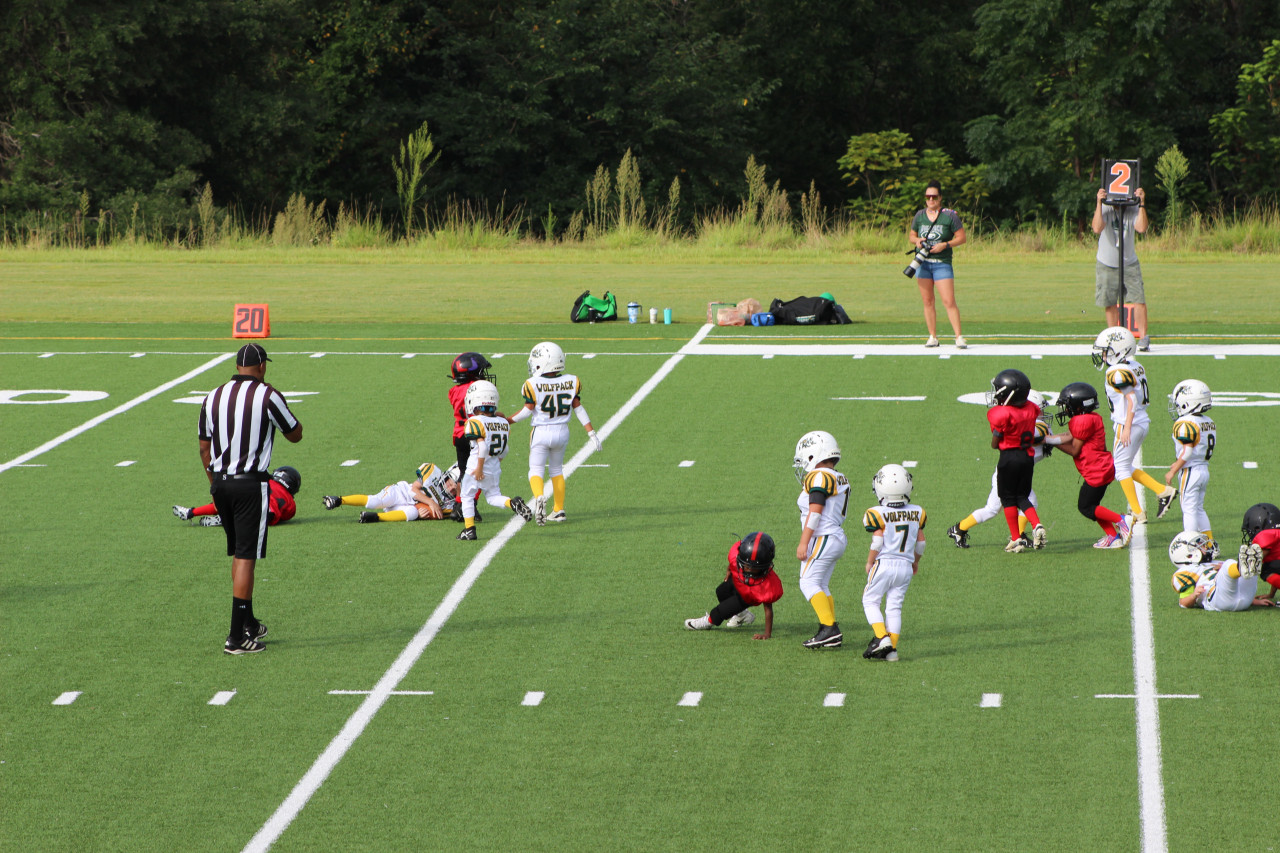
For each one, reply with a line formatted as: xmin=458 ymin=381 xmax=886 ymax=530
xmin=805 ymin=512 xmax=820 ymax=531
xmin=870 ymin=535 xmax=884 ymax=551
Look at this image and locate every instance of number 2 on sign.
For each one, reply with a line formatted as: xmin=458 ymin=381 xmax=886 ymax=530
xmin=1108 ymin=162 xmax=1132 ymax=196
xmin=234 ymin=306 xmax=265 ymax=335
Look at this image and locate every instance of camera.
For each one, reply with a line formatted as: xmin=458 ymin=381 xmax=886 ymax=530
xmin=903 ymin=240 xmax=935 ymax=278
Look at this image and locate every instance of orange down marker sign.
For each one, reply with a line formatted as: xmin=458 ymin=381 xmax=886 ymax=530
xmin=232 ymin=304 xmax=270 ymax=338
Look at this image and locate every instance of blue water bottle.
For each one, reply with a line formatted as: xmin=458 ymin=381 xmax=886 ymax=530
xmin=627 ymin=302 xmax=640 ymax=324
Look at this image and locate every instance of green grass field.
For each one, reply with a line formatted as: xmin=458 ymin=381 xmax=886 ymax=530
xmin=2 ymin=254 xmax=1279 ymax=852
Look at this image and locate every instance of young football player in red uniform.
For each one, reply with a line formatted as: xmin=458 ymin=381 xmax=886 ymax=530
xmin=684 ymin=532 xmax=783 ymax=640
xmin=1239 ymin=502 xmax=1280 ymax=603
xmin=1042 ymin=382 xmax=1131 ymax=548
xmin=447 ymin=352 xmax=495 ymax=473
xmin=174 ymin=466 xmax=299 ymax=527
xmin=985 ymin=368 xmax=1047 ymax=553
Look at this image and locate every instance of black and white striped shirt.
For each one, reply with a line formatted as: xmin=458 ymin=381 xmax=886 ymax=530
xmin=198 ymin=376 xmax=300 ymax=476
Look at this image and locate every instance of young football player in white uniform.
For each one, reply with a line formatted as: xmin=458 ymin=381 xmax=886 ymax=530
xmin=1091 ymin=326 xmax=1176 ymax=522
xmin=861 ymin=465 xmax=925 ymax=661
xmin=509 ymin=342 xmax=602 ymax=526
xmin=1168 ymin=531 xmax=1269 ymax=610
xmin=1164 ymin=379 xmax=1216 ymax=539
xmin=457 ymin=380 xmax=533 ymax=540
xmin=322 ymin=462 xmax=459 ymax=522
xmin=948 ymin=390 xmax=1053 ymax=549
xmin=793 ymin=430 xmax=850 ymax=649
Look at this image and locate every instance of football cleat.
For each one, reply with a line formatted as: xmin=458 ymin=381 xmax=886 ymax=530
xmin=1239 ymin=543 xmax=1265 ymax=578
xmin=200 ymin=516 xmax=222 ymax=527
xmin=1005 ymin=537 xmax=1027 ymax=553
xmin=1031 ymin=524 xmax=1047 ymax=550
xmin=547 ymin=510 xmax=567 ymax=523
xmin=323 ymin=495 xmax=342 ymax=510
xmin=1131 ymin=511 xmax=1147 ymax=525
xmin=1116 ymin=516 xmax=1132 ymax=546
xmin=947 ymin=524 xmax=969 ymax=549
xmin=457 ymin=527 xmax=478 ymax=541
xmin=1156 ymin=487 xmax=1179 ymax=519
xmin=509 ymin=495 xmax=533 ymax=521
xmin=1093 ymin=534 xmax=1117 ymax=549
xmin=885 ymin=650 xmax=900 ymax=662
xmin=173 ymin=505 xmax=194 ymax=521
xmin=725 ymin=609 xmax=756 ymax=628
xmin=684 ymin=614 xmax=714 ymax=630
xmin=803 ymin=623 xmax=842 ymax=649
xmin=358 ymin=511 xmax=380 ymax=523
xmin=534 ymin=495 xmax=547 ymax=527
xmin=863 ymin=635 xmax=893 ymax=660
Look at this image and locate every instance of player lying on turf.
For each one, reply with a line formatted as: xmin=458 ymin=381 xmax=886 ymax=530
xmin=322 ymin=462 xmax=460 ymax=523
xmin=684 ymin=532 xmax=783 ymax=639
xmin=174 ymin=465 xmax=299 ymax=527
xmin=1169 ymin=531 xmax=1272 ymax=610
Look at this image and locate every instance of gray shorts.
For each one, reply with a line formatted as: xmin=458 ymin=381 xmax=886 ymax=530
xmin=1095 ymin=260 xmax=1145 ymax=307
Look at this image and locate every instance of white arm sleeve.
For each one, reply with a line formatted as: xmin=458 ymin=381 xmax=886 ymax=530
xmin=511 ymin=406 xmax=531 ymax=423
xmin=575 ymin=404 xmax=591 ymax=426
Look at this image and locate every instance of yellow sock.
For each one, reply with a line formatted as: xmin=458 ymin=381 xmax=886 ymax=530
xmin=959 ymin=514 xmax=979 ymax=532
xmin=1132 ymin=468 xmax=1166 ymax=494
xmin=379 ymin=510 xmax=408 ymax=522
xmin=464 ymin=518 xmax=476 ymax=530
xmin=872 ymin=621 xmax=887 ymax=639
xmin=529 ymin=474 xmax=544 ymax=498
xmin=1018 ymin=514 xmax=1027 ymax=535
xmin=1228 ymin=562 xmax=1241 ymax=579
xmin=810 ymin=592 xmax=836 ymax=626
xmin=889 ymin=632 xmax=900 ymax=647
xmin=1119 ymin=477 xmax=1141 ymax=514
xmin=342 ymin=495 xmax=368 ymax=506
xmin=552 ymin=475 xmax=566 ymax=512
xmin=825 ymin=593 xmax=834 ymax=619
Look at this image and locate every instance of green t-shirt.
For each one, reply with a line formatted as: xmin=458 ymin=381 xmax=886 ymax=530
xmin=910 ymin=208 xmax=963 ymax=263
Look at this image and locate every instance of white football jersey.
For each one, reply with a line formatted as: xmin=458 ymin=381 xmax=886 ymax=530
xmin=463 ymin=413 xmax=513 ymax=468
xmin=1103 ymin=360 xmax=1151 ymax=428
xmin=416 ymin=463 xmax=457 ymax=511
xmin=1033 ymin=418 xmax=1053 ymax=463
xmin=797 ymin=468 xmax=850 ymax=537
xmin=862 ymin=503 xmax=926 ymax=564
xmin=1172 ymin=413 xmax=1215 ymax=469
xmin=1193 ymin=562 xmax=1258 ymax=612
xmin=521 ymin=374 xmax=582 ymax=427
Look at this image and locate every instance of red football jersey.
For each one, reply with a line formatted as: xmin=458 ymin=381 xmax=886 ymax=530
xmin=268 ymin=478 xmax=296 ymax=525
xmin=987 ymin=402 xmax=1040 ymax=455
xmin=1253 ymin=527 xmax=1280 ymax=587
xmin=1068 ymin=412 xmax=1115 ymax=487
xmin=449 ymin=382 xmax=473 ymax=439
xmin=726 ymin=542 xmax=784 ymax=607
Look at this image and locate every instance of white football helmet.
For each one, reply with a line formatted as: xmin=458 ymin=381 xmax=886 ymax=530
xmin=464 ymin=379 xmax=500 ymax=415
xmin=444 ymin=463 xmax=461 ymax=484
xmin=1168 ymin=379 xmax=1212 ymax=417
xmin=528 ymin=341 xmax=566 ymax=377
xmin=1091 ymin=326 xmax=1137 ymax=370
xmin=793 ymin=430 xmax=841 ymax=483
xmin=1169 ymin=531 xmax=1218 ymax=567
xmin=1027 ymin=389 xmax=1045 ymax=410
xmin=872 ymin=464 xmax=913 ymax=507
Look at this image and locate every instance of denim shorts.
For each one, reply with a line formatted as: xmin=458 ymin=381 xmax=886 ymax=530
xmin=916 ymin=260 xmax=954 ymax=281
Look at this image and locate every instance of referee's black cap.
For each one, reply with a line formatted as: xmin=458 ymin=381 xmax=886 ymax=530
xmin=236 ymin=343 xmax=272 ymax=366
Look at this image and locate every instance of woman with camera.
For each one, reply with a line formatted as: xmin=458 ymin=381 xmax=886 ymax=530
xmin=907 ymin=180 xmax=967 ymax=348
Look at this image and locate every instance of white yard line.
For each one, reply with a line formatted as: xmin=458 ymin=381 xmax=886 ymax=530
xmin=1127 ymin=471 xmax=1168 ymax=853
xmin=0 ymin=354 xmax=235 ymax=475
xmin=242 ymin=323 xmax=715 ymax=853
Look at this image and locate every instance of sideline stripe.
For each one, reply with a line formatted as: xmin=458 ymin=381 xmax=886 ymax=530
xmin=1128 ymin=455 xmax=1167 ymax=853
xmin=242 ymin=323 xmax=715 ymax=853
xmin=0 ymin=354 xmax=235 ymax=475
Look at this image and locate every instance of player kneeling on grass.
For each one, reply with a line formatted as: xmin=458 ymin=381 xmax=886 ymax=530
xmin=1169 ymin=531 xmax=1272 ymax=610
xmin=1042 ymin=382 xmax=1132 ymax=549
xmin=322 ymin=462 xmax=459 ymax=522
xmin=1240 ymin=502 xmax=1280 ymax=605
xmin=174 ymin=465 xmax=299 ymax=527
xmin=684 ymin=532 xmax=783 ymax=639
xmin=861 ymin=465 xmax=924 ymax=661
xmin=456 ymin=380 xmax=533 ymax=541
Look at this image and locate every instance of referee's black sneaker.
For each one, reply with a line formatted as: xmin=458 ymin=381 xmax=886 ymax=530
xmin=224 ymin=632 xmax=266 ymax=655
xmin=246 ymin=621 xmax=268 ymax=641
xmin=358 ymin=512 xmax=380 ymax=523
xmin=457 ymin=527 xmax=477 ymax=541
xmin=803 ymin=623 xmax=842 ymax=649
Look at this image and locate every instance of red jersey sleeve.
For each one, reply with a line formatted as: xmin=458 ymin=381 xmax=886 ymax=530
xmin=268 ymin=480 xmax=296 ymax=525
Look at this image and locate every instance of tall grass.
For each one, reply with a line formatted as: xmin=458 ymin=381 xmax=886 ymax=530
xmin=6 ymin=168 xmax=1280 ymax=257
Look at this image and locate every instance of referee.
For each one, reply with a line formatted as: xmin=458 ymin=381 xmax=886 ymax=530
xmin=198 ymin=343 xmax=303 ymax=654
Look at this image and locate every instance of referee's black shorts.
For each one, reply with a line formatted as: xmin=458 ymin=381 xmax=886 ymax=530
xmin=211 ymin=476 xmax=270 ymax=559
xmin=995 ymin=448 xmax=1034 ymax=508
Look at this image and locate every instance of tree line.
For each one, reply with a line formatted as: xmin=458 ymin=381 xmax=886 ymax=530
xmin=4 ymin=0 xmax=1280 ymax=237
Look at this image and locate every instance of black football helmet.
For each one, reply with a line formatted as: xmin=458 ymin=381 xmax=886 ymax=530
xmin=987 ymin=368 xmax=1031 ymax=407
xmin=271 ymin=465 xmax=301 ymax=495
xmin=1054 ymin=382 xmax=1100 ymax=426
xmin=1241 ymin=502 xmax=1280 ymax=544
xmin=449 ymin=352 xmax=494 ymax=383
xmin=736 ymin=532 xmax=775 ymax=583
